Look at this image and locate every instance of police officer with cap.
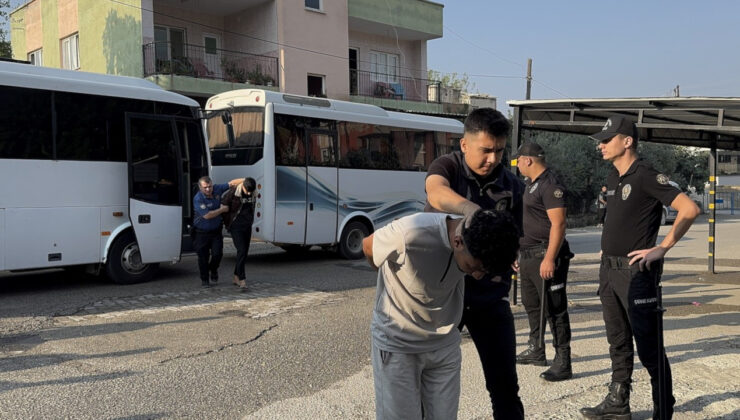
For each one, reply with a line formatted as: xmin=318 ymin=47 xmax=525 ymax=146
xmin=514 ymin=142 xmax=574 ymax=382
xmin=580 ymin=116 xmax=700 ymax=420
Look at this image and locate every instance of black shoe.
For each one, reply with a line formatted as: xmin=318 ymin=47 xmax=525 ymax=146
xmin=201 ymin=281 xmax=211 ymax=288
xmin=540 ymin=347 xmax=572 ymax=382
xmin=210 ymin=272 xmax=218 ymax=284
xmin=580 ymin=382 xmax=631 ymax=419
xmin=516 ymin=343 xmax=547 ymax=366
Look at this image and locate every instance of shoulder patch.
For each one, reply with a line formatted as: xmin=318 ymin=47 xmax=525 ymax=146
xmin=656 ymin=174 xmax=669 ymax=185
xmin=553 ymin=189 xmax=563 ymax=198
xmin=200 ymin=204 xmax=207 ymax=209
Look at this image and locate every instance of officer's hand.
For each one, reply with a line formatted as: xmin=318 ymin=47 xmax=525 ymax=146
xmin=219 ymin=204 xmax=229 ymax=212
xmin=540 ymin=257 xmax=556 ymax=280
xmin=627 ymin=246 xmax=667 ymax=271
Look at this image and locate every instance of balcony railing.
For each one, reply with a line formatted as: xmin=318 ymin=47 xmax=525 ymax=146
xmin=350 ymin=69 xmax=442 ymax=103
xmin=143 ymin=42 xmax=279 ymax=87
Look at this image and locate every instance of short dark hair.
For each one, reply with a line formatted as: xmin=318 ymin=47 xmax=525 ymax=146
xmin=198 ymin=176 xmax=213 ymax=185
xmin=243 ymin=177 xmax=256 ymax=192
xmin=464 ymin=108 xmax=511 ymax=139
xmin=463 ymin=209 xmax=520 ymax=275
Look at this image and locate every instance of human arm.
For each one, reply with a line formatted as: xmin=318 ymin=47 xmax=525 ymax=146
xmin=540 ymin=207 xmax=566 ymax=280
xmin=362 ymin=234 xmax=377 ymax=270
xmin=228 ymin=178 xmax=245 ymax=188
xmin=425 ymin=174 xmax=480 ymax=216
xmin=202 ymin=205 xmax=229 ymax=220
xmin=627 ymin=193 xmax=700 ymax=270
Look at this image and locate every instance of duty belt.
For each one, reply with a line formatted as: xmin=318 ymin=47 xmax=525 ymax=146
xmin=520 ymin=243 xmax=547 ymax=259
xmin=601 ymin=255 xmax=632 ymax=270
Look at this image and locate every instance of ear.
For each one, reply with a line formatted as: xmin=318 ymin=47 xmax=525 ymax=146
xmin=452 ymin=234 xmax=465 ymax=251
xmin=624 ymin=136 xmax=633 ymax=149
xmin=460 ymin=136 xmax=469 ymax=153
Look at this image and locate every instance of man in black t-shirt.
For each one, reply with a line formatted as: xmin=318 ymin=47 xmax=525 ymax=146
xmin=580 ymin=116 xmax=700 ymax=420
xmin=425 ymin=108 xmax=525 ymax=419
xmin=514 ymin=142 xmax=574 ymax=382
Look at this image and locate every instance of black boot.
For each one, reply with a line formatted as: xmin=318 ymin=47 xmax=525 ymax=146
xmin=516 ymin=342 xmax=546 ymax=366
xmin=540 ymin=347 xmax=572 ymax=381
xmin=580 ymin=382 xmax=631 ymax=419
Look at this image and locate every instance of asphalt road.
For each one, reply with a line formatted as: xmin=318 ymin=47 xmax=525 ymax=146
xmin=0 ymin=215 xmax=738 ymax=419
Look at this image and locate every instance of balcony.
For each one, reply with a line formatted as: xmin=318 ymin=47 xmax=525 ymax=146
xmin=143 ymin=42 xmax=279 ymax=87
xmin=351 ymin=69 xmax=440 ymax=103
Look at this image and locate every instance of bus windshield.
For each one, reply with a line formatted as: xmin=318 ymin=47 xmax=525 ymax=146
xmin=207 ymin=107 xmax=264 ymax=165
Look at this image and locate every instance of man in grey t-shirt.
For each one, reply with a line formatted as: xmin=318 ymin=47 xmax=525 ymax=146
xmin=362 ymin=209 xmax=520 ymax=420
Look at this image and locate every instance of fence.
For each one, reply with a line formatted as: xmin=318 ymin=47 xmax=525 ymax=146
xmin=143 ymin=42 xmax=279 ymax=87
xmin=350 ymin=69 xmax=441 ymax=103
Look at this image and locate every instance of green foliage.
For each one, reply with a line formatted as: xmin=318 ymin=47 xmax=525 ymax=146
xmin=519 ymin=131 xmax=710 ymax=214
xmin=0 ymin=0 xmax=11 ymax=58
xmin=427 ymin=69 xmax=476 ymax=92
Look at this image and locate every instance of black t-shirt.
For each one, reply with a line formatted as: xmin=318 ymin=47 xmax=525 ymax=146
xmin=425 ymin=151 xmax=525 ymax=303
xmin=230 ymin=195 xmax=255 ymax=231
xmin=601 ymin=159 xmax=680 ymax=256
xmin=521 ymin=168 xmax=566 ymax=247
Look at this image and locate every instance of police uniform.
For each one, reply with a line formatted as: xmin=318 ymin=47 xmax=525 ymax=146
xmin=599 ymin=159 xmax=680 ymax=417
xmin=425 ymin=151 xmax=525 ymax=419
xmin=193 ymin=183 xmax=230 ymax=286
xmin=518 ymin=168 xmax=573 ymax=374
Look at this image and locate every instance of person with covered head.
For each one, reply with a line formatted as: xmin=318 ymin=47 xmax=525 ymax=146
xmin=221 ymin=177 xmax=257 ymax=291
xmin=362 ymin=209 xmax=520 ymax=420
xmin=580 ymin=115 xmax=700 ymax=420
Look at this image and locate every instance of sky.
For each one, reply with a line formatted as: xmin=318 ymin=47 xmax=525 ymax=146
xmin=427 ymin=0 xmax=740 ymax=112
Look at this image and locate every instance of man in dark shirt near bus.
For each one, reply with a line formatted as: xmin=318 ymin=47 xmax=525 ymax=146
xmin=580 ymin=116 xmax=700 ymax=420
xmin=192 ymin=176 xmax=244 ymax=288
xmin=514 ymin=142 xmax=574 ymax=382
xmin=425 ymin=108 xmax=525 ymax=419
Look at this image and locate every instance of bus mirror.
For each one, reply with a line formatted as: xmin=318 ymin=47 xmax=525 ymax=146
xmin=222 ymin=111 xmax=235 ymax=148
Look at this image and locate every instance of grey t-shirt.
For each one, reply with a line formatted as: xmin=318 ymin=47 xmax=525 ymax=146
xmin=371 ymin=212 xmax=465 ymax=353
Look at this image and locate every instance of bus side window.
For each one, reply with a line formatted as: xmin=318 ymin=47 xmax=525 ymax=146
xmin=0 ymin=86 xmax=53 ymax=160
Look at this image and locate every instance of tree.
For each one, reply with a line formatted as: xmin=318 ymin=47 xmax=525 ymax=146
xmin=0 ymin=0 xmax=11 ymax=58
xmin=427 ymin=70 xmax=476 ymax=93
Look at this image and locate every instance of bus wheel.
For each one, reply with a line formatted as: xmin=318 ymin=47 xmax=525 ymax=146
xmin=339 ymin=221 xmax=369 ymax=260
xmin=106 ymin=231 xmax=158 ymax=284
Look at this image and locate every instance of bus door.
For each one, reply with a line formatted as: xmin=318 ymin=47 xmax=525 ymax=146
xmin=126 ymin=114 xmax=183 ymax=264
xmin=305 ymin=129 xmax=338 ymax=245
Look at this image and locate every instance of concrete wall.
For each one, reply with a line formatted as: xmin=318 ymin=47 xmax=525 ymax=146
xmin=276 ymin=0 xmax=349 ymax=98
xmin=10 ymin=6 xmax=28 ymax=60
xmin=58 ymin=0 xmax=78 ymax=39
xmin=79 ymin=0 xmax=143 ymax=77
xmin=224 ymin=1 xmax=277 ymax=56
xmin=40 ymin=0 xmax=60 ymax=68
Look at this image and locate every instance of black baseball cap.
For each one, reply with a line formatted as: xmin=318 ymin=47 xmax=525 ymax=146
xmin=590 ymin=115 xmax=637 ymax=142
xmin=515 ymin=142 xmax=545 ymax=157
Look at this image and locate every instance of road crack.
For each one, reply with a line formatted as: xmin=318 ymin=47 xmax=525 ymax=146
xmin=157 ymin=324 xmax=278 ymax=364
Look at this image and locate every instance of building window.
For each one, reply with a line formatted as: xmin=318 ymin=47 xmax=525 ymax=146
xmin=307 ymin=74 xmax=325 ymax=97
xmin=154 ymin=26 xmax=187 ymax=64
xmin=61 ymin=34 xmax=80 ymax=70
xmin=28 ymin=49 xmax=43 ymax=66
xmin=369 ymin=51 xmax=398 ymax=83
xmin=305 ymin=0 xmax=321 ymax=11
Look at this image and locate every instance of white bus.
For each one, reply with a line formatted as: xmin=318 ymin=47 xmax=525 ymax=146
xmin=205 ymin=89 xmax=463 ymax=259
xmin=0 ymin=60 xmax=210 ymax=283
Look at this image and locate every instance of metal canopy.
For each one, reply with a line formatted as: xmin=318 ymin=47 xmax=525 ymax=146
xmin=507 ymin=97 xmax=740 ymax=150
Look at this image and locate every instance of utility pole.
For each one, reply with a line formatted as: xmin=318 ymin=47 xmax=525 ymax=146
xmin=526 ymin=58 xmax=532 ymax=100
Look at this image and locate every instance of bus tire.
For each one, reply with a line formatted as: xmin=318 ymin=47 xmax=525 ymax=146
xmin=106 ymin=231 xmax=158 ymax=284
xmin=339 ymin=221 xmax=369 ymax=260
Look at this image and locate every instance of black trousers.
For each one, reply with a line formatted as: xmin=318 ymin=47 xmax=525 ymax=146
xmin=599 ymin=256 xmax=675 ymax=418
xmin=231 ymin=227 xmax=252 ymax=280
xmin=460 ymin=293 xmax=524 ymax=419
xmin=598 ymin=208 xmax=606 ymax=224
xmin=519 ymin=244 xmax=572 ymax=349
xmin=194 ymin=230 xmax=223 ymax=282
